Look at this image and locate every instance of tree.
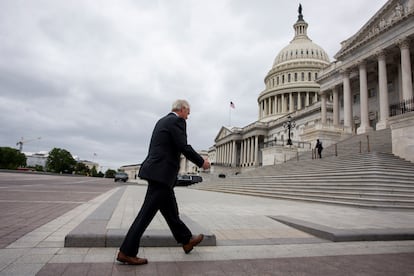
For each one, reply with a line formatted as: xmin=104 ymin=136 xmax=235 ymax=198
xmin=46 ymin=148 xmax=76 ymax=174
xmin=0 ymin=147 xmax=26 ymax=169
xmin=91 ymin=166 xmax=98 ymax=177
xmin=75 ymin=162 xmax=90 ymax=176
xmin=105 ymin=169 xmax=116 ymax=178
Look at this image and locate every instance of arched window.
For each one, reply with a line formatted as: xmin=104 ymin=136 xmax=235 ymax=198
xmin=308 ymin=72 xmax=312 ymax=81
xmin=288 ymin=73 xmax=291 ymax=82
xmin=301 ymin=72 xmax=304 ymax=81
xmin=294 ymin=73 xmax=298 ymax=82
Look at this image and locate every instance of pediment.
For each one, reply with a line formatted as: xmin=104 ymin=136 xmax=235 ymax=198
xmin=214 ymin=126 xmax=233 ymax=141
xmin=335 ymin=0 xmax=414 ymax=59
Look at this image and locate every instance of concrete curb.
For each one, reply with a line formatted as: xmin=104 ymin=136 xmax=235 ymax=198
xmin=65 ymin=186 xmax=216 ymax=247
xmin=271 ymin=215 xmax=414 ymax=242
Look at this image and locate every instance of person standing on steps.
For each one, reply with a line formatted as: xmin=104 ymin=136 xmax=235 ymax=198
xmin=116 ymin=99 xmax=211 ymax=265
xmin=315 ymin=139 xmax=323 ymax=159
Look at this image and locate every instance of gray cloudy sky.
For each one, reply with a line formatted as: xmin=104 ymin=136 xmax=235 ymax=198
xmin=0 ymin=0 xmax=387 ymax=171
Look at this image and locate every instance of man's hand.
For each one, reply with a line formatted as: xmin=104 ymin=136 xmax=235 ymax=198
xmin=202 ymin=159 xmax=211 ymax=170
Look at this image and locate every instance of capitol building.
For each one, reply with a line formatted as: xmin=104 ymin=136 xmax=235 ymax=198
xmin=209 ymin=0 xmax=414 ymax=173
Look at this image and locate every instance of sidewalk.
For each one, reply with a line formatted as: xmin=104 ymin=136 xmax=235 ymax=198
xmin=2 ymin=182 xmax=414 ymax=275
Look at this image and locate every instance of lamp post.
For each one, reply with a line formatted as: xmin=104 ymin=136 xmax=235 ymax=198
xmin=283 ymin=115 xmax=296 ymax=146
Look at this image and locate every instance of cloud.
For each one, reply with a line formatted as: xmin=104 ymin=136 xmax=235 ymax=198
xmin=0 ymin=0 xmax=388 ymax=169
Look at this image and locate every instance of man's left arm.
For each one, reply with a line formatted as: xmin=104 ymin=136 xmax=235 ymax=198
xmin=171 ymin=118 xmax=204 ymax=167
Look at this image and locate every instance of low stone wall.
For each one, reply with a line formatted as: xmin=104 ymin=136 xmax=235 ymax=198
xmin=389 ymin=112 xmax=414 ymax=163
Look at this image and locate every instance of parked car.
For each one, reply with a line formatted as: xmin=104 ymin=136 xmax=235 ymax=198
xmin=114 ymin=172 xmax=128 ymax=182
xmin=176 ymin=174 xmax=203 ymax=186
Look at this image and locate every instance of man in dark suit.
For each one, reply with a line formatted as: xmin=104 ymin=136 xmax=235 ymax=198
xmin=117 ymin=99 xmax=211 ymax=265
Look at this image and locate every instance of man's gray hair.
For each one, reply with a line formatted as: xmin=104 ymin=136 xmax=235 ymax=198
xmin=171 ymin=99 xmax=190 ymax=111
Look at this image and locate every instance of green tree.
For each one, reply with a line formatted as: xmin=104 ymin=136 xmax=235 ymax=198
xmin=75 ymin=162 xmax=90 ymax=176
xmin=105 ymin=169 xmax=116 ymax=178
xmin=91 ymin=166 xmax=98 ymax=177
xmin=46 ymin=148 xmax=76 ymax=173
xmin=0 ymin=147 xmax=26 ymax=169
xmin=96 ymin=171 xmax=104 ymax=177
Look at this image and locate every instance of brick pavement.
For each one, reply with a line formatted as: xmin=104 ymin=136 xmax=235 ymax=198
xmin=35 ymin=252 xmax=414 ymax=276
xmin=1 ymin=172 xmax=414 ymax=275
xmin=0 ymin=172 xmax=117 ymax=248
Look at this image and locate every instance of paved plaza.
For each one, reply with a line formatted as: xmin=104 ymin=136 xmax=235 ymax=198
xmin=0 ymin=172 xmax=414 ymax=275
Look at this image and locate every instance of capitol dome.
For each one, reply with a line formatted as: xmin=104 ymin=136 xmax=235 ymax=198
xmin=258 ymin=6 xmax=330 ymax=122
xmin=273 ymin=14 xmax=329 ymax=68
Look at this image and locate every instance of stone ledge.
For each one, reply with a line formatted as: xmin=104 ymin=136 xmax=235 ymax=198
xmin=65 ymin=186 xmax=216 ymax=247
xmin=271 ymin=215 xmax=414 ymax=242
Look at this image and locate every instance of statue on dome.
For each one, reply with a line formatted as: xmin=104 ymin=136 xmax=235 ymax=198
xmin=298 ymin=4 xmax=303 ymax=21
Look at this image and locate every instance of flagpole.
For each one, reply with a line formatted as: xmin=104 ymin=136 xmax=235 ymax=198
xmin=229 ymin=105 xmax=231 ymax=126
xmin=229 ymin=101 xmax=235 ymax=127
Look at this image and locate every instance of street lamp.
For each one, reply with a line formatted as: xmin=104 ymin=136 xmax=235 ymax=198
xmin=283 ymin=115 xmax=296 ymax=146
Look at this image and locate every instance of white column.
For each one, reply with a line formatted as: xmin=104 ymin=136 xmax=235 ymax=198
xmin=240 ymin=141 xmax=244 ymax=166
xmin=342 ymin=70 xmax=353 ymax=133
xmin=321 ymin=93 xmax=327 ymax=125
xmin=281 ymin=94 xmax=286 ymax=113
xmin=333 ymin=87 xmax=340 ymax=126
xmin=297 ymin=92 xmax=302 ymax=110
xmin=400 ymin=40 xmax=413 ymax=100
xmin=242 ymin=140 xmax=246 ymax=166
xmin=246 ymin=138 xmax=250 ymax=166
xmin=259 ymin=101 xmax=262 ymax=118
xmin=357 ymin=61 xmax=373 ymax=134
xmin=306 ymin=92 xmax=310 ymax=106
xmin=225 ymin=143 xmax=228 ymax=165
xmin=376 ymin=51 xmax=389 ymax=130
xmin=268 ymin=98 xmax=271 ymax=115
xmin=254 ymin=136 xmax=259 ymax=166
xmin=250 ymin=137 xmax=254 ymax=165
xmin=289 ymin=93 xmax=294 ymax=112
xmin=232 ymin=140 xmax=237 ymax=167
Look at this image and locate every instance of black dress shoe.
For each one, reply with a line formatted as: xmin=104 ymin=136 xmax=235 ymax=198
xmin=183 ymin=234 xmax=204 ymax=254
xmin=117 ymin=251 xmax=148 ymax=265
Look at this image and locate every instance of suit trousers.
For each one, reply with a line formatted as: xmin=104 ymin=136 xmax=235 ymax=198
xmin=119 ymin=181 xmax=193 ymax=257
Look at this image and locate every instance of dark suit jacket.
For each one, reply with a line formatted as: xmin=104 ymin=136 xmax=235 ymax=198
xmin=138 ymin=112 xmax=204 ymax=187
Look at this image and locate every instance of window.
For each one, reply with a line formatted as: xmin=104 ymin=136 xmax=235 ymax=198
xmin=308 ymin=72 xmax=312 ymax=81
xmin=387 ymin=82 xmax=394 ymax=93
xmin=282 ymin=75 xmax=285 ymax=84
xmin=288 ymin=74 xmax=291 ymax=82
xmin=353 ymin=94 xmax=360 ymax=104
xmin=301 ymin=72 xmax=304 ymax=81
xmin=294 ymin=73 xmax=298 ymax=82
xmin=368 ymin=88 xmax=376 ymax=98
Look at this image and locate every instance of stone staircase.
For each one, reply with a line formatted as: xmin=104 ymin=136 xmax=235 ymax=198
xmin=193 ymin=129 xmax=414 ymax=209
xmin=289 ymin=128 xmax=392 ymax=162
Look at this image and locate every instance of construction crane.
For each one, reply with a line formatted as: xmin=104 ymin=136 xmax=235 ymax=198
xmin=16 ymin=137 xmax=41 ymax=152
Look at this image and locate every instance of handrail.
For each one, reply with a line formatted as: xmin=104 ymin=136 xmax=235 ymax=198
xmin=390 ymin=97 xmax=414 ymax=116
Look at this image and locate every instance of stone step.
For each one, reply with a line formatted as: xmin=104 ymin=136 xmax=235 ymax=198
xmin=201 ymin=183 xmax=414 ymax=192
xmin=199 ymin=186 xmax=414 ymax=199
xmin=195 ymin=187 xmax=414 ymax=209
xmin=200 ymin=131 xmax=414 ymax=209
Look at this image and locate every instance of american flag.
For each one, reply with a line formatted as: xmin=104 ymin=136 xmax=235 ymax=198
xmin=230 ymin=101 xmax=235 ymax=109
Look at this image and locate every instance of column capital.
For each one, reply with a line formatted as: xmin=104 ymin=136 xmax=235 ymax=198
xmin=357 ymin=59 xmax=367 ymax=68
xmin=375 ymin=49 xmax=388 ymax=59
xmin=398 ymin=38 xmax=410 ymax=49
xmin=339 ymin=68 xmax=350 ymax=77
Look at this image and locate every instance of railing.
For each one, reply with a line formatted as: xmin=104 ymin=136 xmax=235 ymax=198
xmin=390 ymin=97 xmax=414 ymax=117
xmin=263 ymin=138 xmax=312 ymax=149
